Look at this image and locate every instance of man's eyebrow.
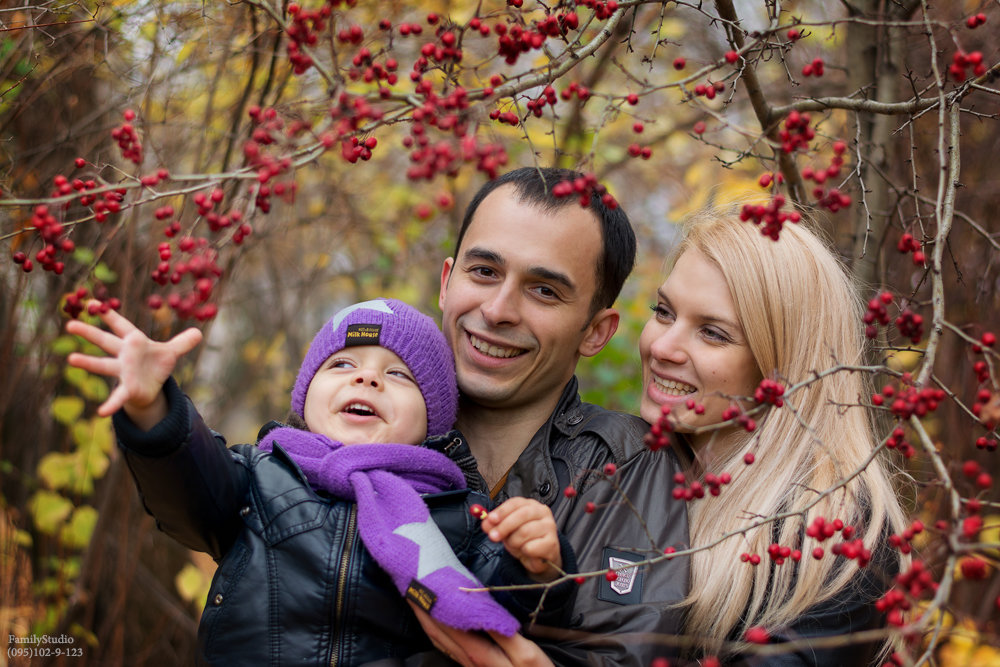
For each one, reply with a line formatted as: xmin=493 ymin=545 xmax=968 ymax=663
xmin=462 ymin=247 xmax=505 ymax=266
xmin=463 ymin=246 xmax=576 ymax=292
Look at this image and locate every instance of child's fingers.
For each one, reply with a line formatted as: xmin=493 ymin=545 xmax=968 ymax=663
xmin=65 ymin=319 xmax=123 ymax=356
xmin=485 ymin=499 xmax=550 ymax=542
xmin=97 ymin=383 xmax=130 ymax=418
xmin=169 ymin=327 xmax=204 ymax=355
xmin=66 ymin=351 xmax=119 ymax=377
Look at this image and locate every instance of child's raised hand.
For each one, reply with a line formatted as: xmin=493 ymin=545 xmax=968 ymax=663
xmin=65 ymin=303 xmax=202 ymax=428
xmin=480 ymin=497 xmax=562 ymax=581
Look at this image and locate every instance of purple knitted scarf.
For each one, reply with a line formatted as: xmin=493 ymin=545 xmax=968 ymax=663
xmin=258 ymin=427 xmax=519 ymax=636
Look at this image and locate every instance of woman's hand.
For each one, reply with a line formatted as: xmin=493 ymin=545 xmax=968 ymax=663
xmin=407 ymin=601 xmax=554 ymax=667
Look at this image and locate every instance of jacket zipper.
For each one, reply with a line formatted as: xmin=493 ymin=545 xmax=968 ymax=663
xmin=330 ymin=505 xmax=358 ymax=667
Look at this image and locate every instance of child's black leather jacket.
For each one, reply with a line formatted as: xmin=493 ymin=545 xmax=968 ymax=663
xmin=113 ymin=377 xmax=576 ymax=666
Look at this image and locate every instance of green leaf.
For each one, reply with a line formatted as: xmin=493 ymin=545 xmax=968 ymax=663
xmin=60 ymin=505 xmax=98 ymax=549
xmin=72 ymin=246 xmax=96 ymax=265
xmin=93 ymin=262 xmax=118 ymax=283
xmin=80 ymin=376 xmax=109 ymax=403
xmin=28 ymin=490 xmax=73 ymax=534
xmin=50 ymin=335 xmax=80 ymax=356
xmin=175 ymin=563 xmax=207 ymax=603
xmin=37 ymin=452 xmax=76 ymax=491
xmin=52 ymin=396 xmax=85 ymax=425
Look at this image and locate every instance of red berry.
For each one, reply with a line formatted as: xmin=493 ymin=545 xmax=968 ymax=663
xmin=673 ymin=57 xmax=686 ymax=70
xmin=564 ymin=486 xmax=577 ymax=498
xmin=605 ymin=570 xmax=618 ymax=582
xmin=585 ymin=501 xmax=596 ymax=513
xmin=812 ymin=547 xmax=824 ymax=560
xmin=724 ymin=50 xmax=739 ymax=64
xmin=693 ymin=121 xmax=706 ymax=135
xmin=743 ymin=452 xmax=755 ymax=465
xmin=74 ymin=157 xmax=86 ymax=169
xmin=603 ymin=463 xmax=617 ymax=476
xmin=469 ymin=503 xmax=487 ymax=519
xmin=744 ymin=626 xmax=770 ymax=644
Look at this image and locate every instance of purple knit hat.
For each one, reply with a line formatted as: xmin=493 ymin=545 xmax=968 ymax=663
xmin=292 ymin=299 xmax=458 ymax=438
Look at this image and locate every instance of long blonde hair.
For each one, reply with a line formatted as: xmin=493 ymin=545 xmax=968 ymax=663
xmin=669 ymin=211 xmax=909 ymax=656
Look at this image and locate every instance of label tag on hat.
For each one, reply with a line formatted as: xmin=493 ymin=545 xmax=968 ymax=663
xmin=345 ymin=323 xmax=381 ymax=346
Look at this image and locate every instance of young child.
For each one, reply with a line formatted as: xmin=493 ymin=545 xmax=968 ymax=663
xmin=66 ymin=298 xmax=576 ymax=666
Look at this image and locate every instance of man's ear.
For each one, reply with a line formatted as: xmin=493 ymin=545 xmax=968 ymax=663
xmin=578 ymin=307 xmax=619 ymax=357
xmin=438 ymin=257 xmax=454 ymax=311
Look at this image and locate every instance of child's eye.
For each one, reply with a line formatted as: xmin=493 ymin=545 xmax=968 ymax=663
xmin=388 ymin=369 xmax=415 ymax=382
xmin=327 ymin=358 xmax=354 ymax=369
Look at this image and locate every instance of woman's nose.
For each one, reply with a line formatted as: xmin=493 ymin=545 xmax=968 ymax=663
xmin=650 ymin=327 xmax=688 ymax=365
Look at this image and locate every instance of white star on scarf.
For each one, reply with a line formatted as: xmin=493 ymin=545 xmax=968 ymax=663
xmin=393 ymin=517 xmax=479 ymax=582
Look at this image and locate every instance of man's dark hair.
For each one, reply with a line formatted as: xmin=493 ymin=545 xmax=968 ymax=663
xmin=453 ymin=167 xmax=637 ymax=315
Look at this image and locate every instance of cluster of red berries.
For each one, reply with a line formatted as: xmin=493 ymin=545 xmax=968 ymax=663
xmin=148 ymin=236 xmax=222 ymax=321
xmin=813 ymin=187 xmax=851 ymax=213
xmin=871 ymin=379 xmax=945 ymax=419
xmin=829 ymin=536 xmax=872 ymax=567
xmin=739 ymin=194 xmax=801 ymax=240
xmin=779 ymin=110 xmax=815 ymax=153
xmin=896 ymin=232 xmax=925 ymax=265
xmin=671 ymin=470 xmax=731 ymax=501
xmin=496 ymin=22 xmax=549 ymax=66
xmin=961 ymin=459 xmax=994 ymax=490
xmin=525 ymin=85 xmax=558 ymax=118
xmin=894 ymin=308 xmax=924 ymax=345
xmin=627 ymin=121 xmax=653 ymax=159
xmin=63 ymin=287 xmax=120 ymax=319
xmin=801 ymin=139 xmax=847 ymax=185
xmin=966 ymin=13 xmax=987 ymax=29
xmin=243 ymin=106 xmax=300 ymax=212
xmin=885 ymin=426 xmax=914 ymax=458
xmin=536 ymin=10 xmax=580 ymax=36
xmin=721 ymin=404 xmax=756 ymax=432
xmin=575 ymin=0 xmax=619 ymax=20
xmin=550 ymin=173 xmax=619 ymax=209
xmin=976 ymin=434 xmax=998 ymax=451
xmin=70 ymin=167 xmax=126 ymax=223
xmin=644 ymin=405 xmax=674 ymax=451
xmin=805 ymin=516 xmax=847 ymax=543
xmin=877 ymin=560 xmax=937 ymax=626
xmin=111 ymin=109 xmax=142 ymax=164
xmin=285 ymin=3 xmax=331 ymax=74
xmin=754 ymin=378 xmax=785 ymax=406
xmin=972 ymin=330 xmax=996 ymax=353
xmin=693 ymin=80 xmax=726 ymax=100
xmin=12 ymin=205 xmax=71 ymax=274
xmin=560 ymin=81 xmax=592 ymax=103
xmin=949 ymin=50 xmax=987 ymax=81
xmin=757 ymin=172 xmax=784 ymax=189
xmin=863 ymin=291 xmax=894 ymax=338
xmin=887 ymin=519 xmax=924 ymax=555
xmin=347 ymin=48 xmax=398 ymax=87
xmin=801 ymin=57 xmax=824 ymax=77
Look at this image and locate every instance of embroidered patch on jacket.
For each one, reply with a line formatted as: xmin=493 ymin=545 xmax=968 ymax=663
xmin=405 ymin=579 xmax=437 ymax=612
xmin=345 ymin=323 xmax=381 ymax=346
xmin=597 ymin=547 xmax=644 ymax=605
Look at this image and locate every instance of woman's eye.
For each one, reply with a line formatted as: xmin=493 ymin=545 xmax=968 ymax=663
xmin=703 ymin=328 xmax=730 ymax=343
xmin=651 ymin=304 xmax=674 ymax=320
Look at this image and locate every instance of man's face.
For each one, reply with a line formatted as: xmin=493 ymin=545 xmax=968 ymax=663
xmin=439 ymin=184 xmax=616 ymax=411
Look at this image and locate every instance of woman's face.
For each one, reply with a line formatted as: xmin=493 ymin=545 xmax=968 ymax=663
xmin=639 ymin=247 xmax=761 ymax=449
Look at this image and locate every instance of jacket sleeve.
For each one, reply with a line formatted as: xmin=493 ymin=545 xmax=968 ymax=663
xmin=477 ymin=529 xmax=579 ymax=630
xmin=536 ymin=435 xmax=690 ymax=666
xmin=113 ymin=376 xmax=250 ymax=560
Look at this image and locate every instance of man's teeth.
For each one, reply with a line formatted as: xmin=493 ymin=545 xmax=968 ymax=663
xmin=653 ymin=377 xmax=696 ymax=396
xmin=345 ymin=403 xmax=376 ymax=416
xmin=470 ymin=334 xmax=522 ymax=359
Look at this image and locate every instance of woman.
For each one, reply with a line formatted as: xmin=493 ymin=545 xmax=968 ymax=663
xmin=639 ymin=210 xmax=909 ymax=664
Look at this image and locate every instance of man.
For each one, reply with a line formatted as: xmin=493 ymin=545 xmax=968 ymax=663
xmin=425 ymin=167 xmax=689 ymax=665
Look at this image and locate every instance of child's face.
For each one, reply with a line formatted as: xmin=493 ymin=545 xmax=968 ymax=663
xmin=303 ymin=345 xmax=428 ymax=446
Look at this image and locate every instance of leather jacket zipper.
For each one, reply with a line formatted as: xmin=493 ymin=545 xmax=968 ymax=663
xmin=330 ymin=505 xmax=358 ymax=667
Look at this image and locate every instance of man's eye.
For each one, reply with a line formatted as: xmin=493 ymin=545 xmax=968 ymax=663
xmin=470 ymin=266 xmax=496 ymax=278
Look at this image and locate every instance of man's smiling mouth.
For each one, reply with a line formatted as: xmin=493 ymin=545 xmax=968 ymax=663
xmin=469 ymin=334 xmax=525 ymax=359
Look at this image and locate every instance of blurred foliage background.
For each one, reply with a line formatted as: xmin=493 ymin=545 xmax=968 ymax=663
xmin=1 ymin=0 xmax=999 ymax=664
